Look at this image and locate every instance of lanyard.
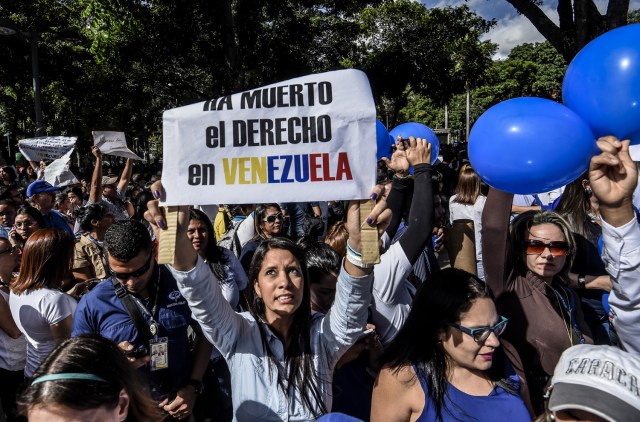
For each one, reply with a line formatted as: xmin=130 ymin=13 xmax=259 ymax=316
xmin=552 ymin=284 xmax=586 ymax=344
xmin=130 ymin=267 xmax=162 ymax=337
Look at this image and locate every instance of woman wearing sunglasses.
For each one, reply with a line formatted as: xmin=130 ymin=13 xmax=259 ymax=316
xmin=482 ymin=188 xmax=593 ymax=415
xmin=372 ymin=268 xmax=531 ymax=421
xmin=239 ymin=203 xmax=285 ymax=273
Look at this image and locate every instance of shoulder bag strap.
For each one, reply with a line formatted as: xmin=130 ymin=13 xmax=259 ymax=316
xmin=111 ymin=278 xmax=153 ymax=341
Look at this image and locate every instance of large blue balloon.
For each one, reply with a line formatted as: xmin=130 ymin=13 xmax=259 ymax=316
xmin=563 ymin=24 xmax=640 ymax=143
xmin=376 ymin=120 xmax=393 ymax=160
xmin=389 ymin=122 xmax=440 ymax=164
xmin=468 ymin=97 xmax=596 ymax=194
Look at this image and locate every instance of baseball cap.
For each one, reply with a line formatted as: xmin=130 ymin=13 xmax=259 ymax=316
xmin=549 ymin=344 xmax=640 ymax=422
xmin=102 ymin=175 xmax=118 ymax=186
xmin=26 ymin=180 xmax=61 ymax=198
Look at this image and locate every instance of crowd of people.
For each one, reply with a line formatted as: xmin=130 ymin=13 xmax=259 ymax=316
xmin=1 ymin=135 xmax=640 ymax=422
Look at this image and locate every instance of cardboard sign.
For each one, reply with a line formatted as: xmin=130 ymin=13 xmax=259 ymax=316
xmin=93 ymin=131 xmax=143 ymax=160
xmin=161 ymin=69 xmax=377 ymax=205
xmin=18 ymin=136 xmax=76 ymax=162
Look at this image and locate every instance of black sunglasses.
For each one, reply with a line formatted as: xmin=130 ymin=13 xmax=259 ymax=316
xmin=524 ymin=240 xmax=570 ymax=257
xmin=108 ymin=252 xmax=153 ymax=280
xmin=264 ymin=213 xmax=284 ymax=224
xmin=447 ymin=316 xmax=509 ymax=343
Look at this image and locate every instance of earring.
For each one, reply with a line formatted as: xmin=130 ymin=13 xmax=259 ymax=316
xmin=254 ymin=296 xmax=265 ymax=315
xmin=584 ymin=186 xmax=593 ymax=197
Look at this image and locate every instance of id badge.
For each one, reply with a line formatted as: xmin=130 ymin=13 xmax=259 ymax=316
xmin=149 ymin=337 xmax=169 ymax=371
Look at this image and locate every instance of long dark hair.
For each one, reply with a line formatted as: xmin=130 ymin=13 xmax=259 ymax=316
xmin=245 ymin=237 xmax=326 ymax=417
xmin=1 ymin=166 xmax=18 ymax=184
xmin=381 ymin=268 xmax=518 ymax=421
xmin=189 ymin=208 xmax=228 ymax=280
xmin=252 ymin=203 xmax=282 ymax=241
xmin=16 ymin=205 xmax=46 ymax=229
xmin=554 ymin=172 xmax=599 ymax=242
xmin=18 ymin=334 xmax=163 ymax=421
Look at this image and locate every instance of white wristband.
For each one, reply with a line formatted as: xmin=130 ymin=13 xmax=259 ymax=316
xmin=346 ymin=252 xmax=374 ymax=269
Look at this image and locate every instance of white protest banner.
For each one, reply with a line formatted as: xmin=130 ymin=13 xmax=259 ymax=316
xmin=18 ymin=136 xmax=76 ymax=162
xmin=93 ymin=131 xmax=143 ymax=160
xmin=44 ymin=149 xmax=79 ymax=187
xmin=162 ymin=69 xmax=377 ymax=205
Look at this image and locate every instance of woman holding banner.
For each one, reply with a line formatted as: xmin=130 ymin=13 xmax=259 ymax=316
xmin=481 ymin=178 xmax=593 ymax=413
xmin=145 ymin=182 xmax=390 ymax=421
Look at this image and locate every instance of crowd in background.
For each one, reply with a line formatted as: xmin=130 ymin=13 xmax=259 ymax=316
xmin=1 ymin=136 xmax=639 ymax=422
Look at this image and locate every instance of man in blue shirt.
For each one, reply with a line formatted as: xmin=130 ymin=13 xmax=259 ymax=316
xmin=26 ymin=180 xmax=74 ymax=237
xmin=72 ymin=220 xmax=211 ymax=421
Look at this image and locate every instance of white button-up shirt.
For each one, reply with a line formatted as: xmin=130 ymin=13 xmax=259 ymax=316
xmin=168 ymin=256 xmax=373 ymax=421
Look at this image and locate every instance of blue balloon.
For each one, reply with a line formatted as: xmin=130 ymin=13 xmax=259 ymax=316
xmin=376 ymin=120 xmax=393 ymax=160
xmin=389 ymin=122 xmax=440 ymax=165
xmin=468 ymin=97 xmax=596 ymax=194
xmin=563 ymin=24 xmax=640 ymax=143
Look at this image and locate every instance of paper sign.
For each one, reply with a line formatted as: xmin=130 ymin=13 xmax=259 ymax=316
xmin=44 ymin=149 xmax=79 ymax=187
xmin=93 ymin=131 xmax=143 ymax=160
xmin=161 ymin=69 xmax=377 ymax=205
xmin=18 ymin=136 xmax=76 ymax=162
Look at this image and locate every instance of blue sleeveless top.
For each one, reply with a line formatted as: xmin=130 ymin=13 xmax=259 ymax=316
xmin=413 ymin=366 xmax=530 ymax=422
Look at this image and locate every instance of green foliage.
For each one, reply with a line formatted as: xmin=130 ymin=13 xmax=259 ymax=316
xmin=0 ymin=0 xmax=495 ymax=162
xmin=355 ymin=1 xmax=496 ymax=124
xmin=400 ymin=41 xmax=566 ymax=141
xmin=78 ymin=0 xmax=147 ymax=62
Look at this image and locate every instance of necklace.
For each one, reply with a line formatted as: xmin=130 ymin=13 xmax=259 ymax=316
xmin=544 ymin=281 xmax=573 ymax=345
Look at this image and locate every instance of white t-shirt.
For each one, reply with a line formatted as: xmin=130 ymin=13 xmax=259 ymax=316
xmin=449 ymin=195 xmax=486 ymax=222
xmin=0 ymin=289 xmax=26 ymax=372
xmin=449 ymin=195 xmax=486 ymax=268
xmin=10 ymin=288 xmax=76 ymax=376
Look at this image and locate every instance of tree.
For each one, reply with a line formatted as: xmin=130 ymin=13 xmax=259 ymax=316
xmin=0 ymin=0 xmax=496 ymax=161
xmin=356 ymin=1 xmax=496 ymax=125
xmin=503 ymin=0 xmax=634 ymax=62
xmin=399 ymin=41 xmax=566 ymax=141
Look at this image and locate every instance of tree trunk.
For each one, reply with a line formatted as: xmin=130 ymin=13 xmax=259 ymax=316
xmin=505 ymin=0 xmax=631 ymax=62
xmin=219 ymin=0 xmax=243 ymax=92
xmin=606 ymin=0 xmax=630 ymax=28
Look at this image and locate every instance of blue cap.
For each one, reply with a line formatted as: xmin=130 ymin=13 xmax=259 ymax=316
xmin=26 ymin=180 xmax=60 ymax=198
